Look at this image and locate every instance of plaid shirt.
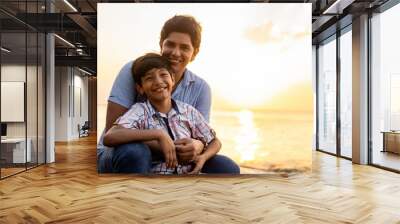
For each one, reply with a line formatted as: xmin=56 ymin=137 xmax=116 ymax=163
xmin=115 ymin=99 xmax=216 ymax=174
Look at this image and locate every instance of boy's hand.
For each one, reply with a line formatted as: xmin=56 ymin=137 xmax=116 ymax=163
xmin=175 ymin=138 xmax=204 ymax=163
xmin=158 ymin=131 xmax=178 ymax=169
xmin=187 ymin=154 xmax=207 ymax=174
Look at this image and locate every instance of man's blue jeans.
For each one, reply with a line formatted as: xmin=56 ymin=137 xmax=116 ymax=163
xmin=98 ymin=142 xmax=240 ymax=174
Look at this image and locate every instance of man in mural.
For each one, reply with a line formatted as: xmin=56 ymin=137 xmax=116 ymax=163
xmin=97 ymin=15 xmax=240 ymax=174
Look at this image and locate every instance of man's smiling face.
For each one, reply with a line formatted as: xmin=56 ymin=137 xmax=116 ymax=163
xmin=160 ymin=32 xmax=195 ymax=77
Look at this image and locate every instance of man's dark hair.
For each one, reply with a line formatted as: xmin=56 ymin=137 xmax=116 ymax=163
xmin=131 ymin=53 xmax=173 ymax=86
xmin=159 ymin=15 xmax=202 ymax=60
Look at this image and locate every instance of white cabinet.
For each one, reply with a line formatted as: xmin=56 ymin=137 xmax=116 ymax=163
xmin=1 ymin=138 xmax=32 ymax=163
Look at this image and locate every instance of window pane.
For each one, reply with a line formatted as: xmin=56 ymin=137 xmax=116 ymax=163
xmin=371 ymin=3 xmax=400 ymax=171
xmin=318 ymin=37 xmax=337 ymax=154
xmin=27 ymin=31 xmax=38 ymax=169
xmin=1 ymin=31 xmax=27 ymax=177
xmin=38 ymin=32 xmax=46 ymax=165
xmin=340 ymin=29 xmax=352 ymax=158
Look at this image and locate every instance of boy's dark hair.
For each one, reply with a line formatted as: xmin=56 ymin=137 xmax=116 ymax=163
xmin=131 ymin=53 xmax=173 ymax=86
xmin=159 ymin=15 xmax=202 ymax=60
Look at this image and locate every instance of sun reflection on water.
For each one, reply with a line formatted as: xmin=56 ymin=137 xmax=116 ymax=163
xmin=234 ymin=110 xmax=262 ymax=162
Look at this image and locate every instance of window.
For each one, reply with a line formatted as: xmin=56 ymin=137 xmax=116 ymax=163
xmin=339 ymin=28 xmax=352 ymax=158
xmin=371 ymin=2 xmax=400 ymax=171
xmin=0 ymin=2 xmax=46 ymax=179
xmin=317 ymin=36 xmax=337 ymax=154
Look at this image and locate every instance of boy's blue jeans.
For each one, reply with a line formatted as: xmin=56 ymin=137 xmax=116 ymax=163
xmin=98 ymin=142 xmax=240 ymax=174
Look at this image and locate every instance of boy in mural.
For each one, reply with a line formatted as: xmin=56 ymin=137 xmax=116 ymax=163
xmin=98 ymin=15 xmax=239 ymax=174
xmin=103 ymin=53 xmax=221 ymax=174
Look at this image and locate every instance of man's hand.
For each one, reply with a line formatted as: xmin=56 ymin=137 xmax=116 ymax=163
xmin=187 ymin=154 xmax=207 ymax=174
xmin=158 ymin=131 xmax=178 ymax=169
xmin=175 ymin=138 xmax=204 ymax=164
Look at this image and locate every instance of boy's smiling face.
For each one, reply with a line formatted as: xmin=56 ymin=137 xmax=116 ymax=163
xmin=137 ymin=68 xmax=175 ymax=102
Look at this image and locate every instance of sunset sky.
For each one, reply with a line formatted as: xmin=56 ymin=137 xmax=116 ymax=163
xmin=98 ymin=3 xmax=312 ymax=112
xmin=97 ymin=4 xmax=313 ymax=169
xmin=98 ymin=3 xmax=312 ymax=110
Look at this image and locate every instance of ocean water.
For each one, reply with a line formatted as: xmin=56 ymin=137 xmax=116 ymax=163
xmin=211 ymin=110 xmax=313 ymax=172
xmin=98 ymin=105 xmax=313 ymax=173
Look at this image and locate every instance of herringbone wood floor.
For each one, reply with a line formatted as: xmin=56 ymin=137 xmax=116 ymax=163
xmin=1 ymin=134 xmax=400 ymax=223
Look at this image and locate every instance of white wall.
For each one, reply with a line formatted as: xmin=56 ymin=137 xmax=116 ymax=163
xmin=55 ymin=67 xmax=89 ymax=141
xmin=55 ymin=67 xmax=69 ymax=141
